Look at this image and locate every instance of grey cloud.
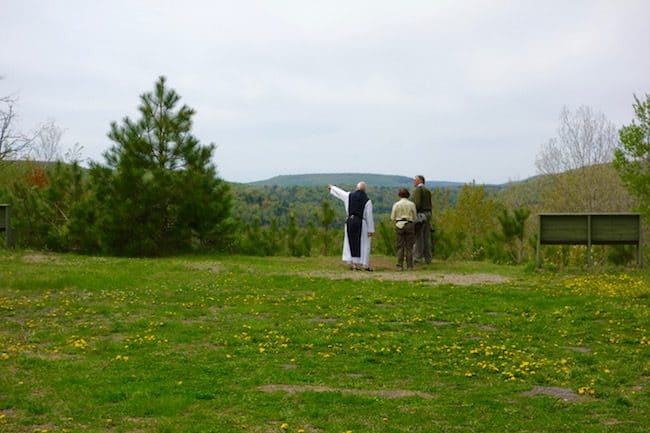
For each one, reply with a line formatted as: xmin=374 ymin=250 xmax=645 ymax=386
xmin=1 ymin=0 xmax=649 ymax=183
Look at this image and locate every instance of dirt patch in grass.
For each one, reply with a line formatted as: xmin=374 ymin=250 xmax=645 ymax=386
xmin=256 ymin=422 xmax=323 ymax=433
xmin=245 ymin=256 xmax=509 ymax=286
xmin=429 ymin=320 xmax=453 ymax=326
xmin=562 ymin=346 xmax=591 ymax=353
xmin=601 ymin=419 xmax=622 ymax=426
xmin=21 ymin=253 xmax=60 ymax=264
xmin=258 ymin=384 xmax=433 ymax=399
xmin=281 ymin=364 xmax=297 ymax=369
xmin=297 ymin=270 xmax=509 ymax=286
xmin=522 ymin=386 xmax=586 ymax=402
xmin=185 ymin=262 xmax=221 ymax=273
xmin=309 ymin=317 xmax=338 ymax=323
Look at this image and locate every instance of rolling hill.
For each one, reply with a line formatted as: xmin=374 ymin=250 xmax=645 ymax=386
xmin=249 ymin=173 xmax=465 ymax=188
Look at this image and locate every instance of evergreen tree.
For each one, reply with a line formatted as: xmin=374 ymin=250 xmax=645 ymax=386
xmin=8 ymin=162 xmax=86 ymax=250
xmin=614 ymin=94 xmax=650 ymax=214
xmin=317 ymin=200 xmax=337 ymax=255
xmin=88 ymin=76 xmax=231 ymax=256
xmin=487 ymin=207 xmax=530 ymax=264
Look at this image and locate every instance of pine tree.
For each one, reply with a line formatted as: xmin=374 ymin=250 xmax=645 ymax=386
xmin=89 ymin=76 xmax=231 ymax=256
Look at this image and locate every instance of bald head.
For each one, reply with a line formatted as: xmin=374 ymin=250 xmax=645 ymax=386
xmin=356 ymin=181 xmax=367 ymax=191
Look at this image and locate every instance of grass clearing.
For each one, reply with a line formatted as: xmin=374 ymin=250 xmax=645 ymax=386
xmin=1 ymin=252 xmax=648 ymax=432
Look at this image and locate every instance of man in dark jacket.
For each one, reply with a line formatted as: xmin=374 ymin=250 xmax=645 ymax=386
xmin=412 ymin=175 xmax=432 ymax=264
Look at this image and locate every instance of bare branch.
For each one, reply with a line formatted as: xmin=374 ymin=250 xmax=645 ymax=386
xmin=0 ymin=96 xmax=37 ymax=162
xmin=30 ymin=120 xmax=64 ymax=162
xmin=536 ymin=106 xmax=632 ymax=212
xmin=536 ymin=106 xmax=618 ymax=175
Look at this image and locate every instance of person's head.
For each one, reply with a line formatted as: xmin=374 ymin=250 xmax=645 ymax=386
xmin=413 ymin=175 xmax=425 ymax=186
xmin=398 ymin=188 xmax=410 ymax=198
xmin=357 ymin=181 xmax=367 ymax=192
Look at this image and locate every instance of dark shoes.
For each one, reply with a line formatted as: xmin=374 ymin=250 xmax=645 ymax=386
xmin=350 ymin=264 xmax=373 ymax=271
xmin=350 ymin=265 xmax=373 ymax=271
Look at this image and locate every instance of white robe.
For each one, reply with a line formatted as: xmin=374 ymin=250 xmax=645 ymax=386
xmin=329 ymin=185 xmax=375 ymax=267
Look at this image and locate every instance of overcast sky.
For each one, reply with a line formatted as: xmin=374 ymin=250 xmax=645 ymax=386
xmin=2 ymin=0 xmax=649 ymax=183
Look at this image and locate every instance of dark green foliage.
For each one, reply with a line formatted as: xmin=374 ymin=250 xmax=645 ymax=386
xmin=375 ymin=217 xmax=396 ymax=256
xmin=614 ymin=93 xmax=650 ymax=214
xmin=84 ymin=76 xmax=231 ymax=256
xmin=301 ymin=221 xmax=316 ymax=257
xmin=486 ymin=207 xmax=531 ymax=264
xmin=6 ymin=162 xmax=86 ymax=250
xmin=607 ymin=245 xmax=637 ymax=266
xmin=286 ymin=212 xmax=312 ymax=257
xmin=316 ymin=200 xmax=337 ymax=255
xmin=235 ymin=218 xmax=283 ymax=256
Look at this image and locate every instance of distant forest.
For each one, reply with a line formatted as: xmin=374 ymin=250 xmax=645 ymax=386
xmin=231 ymin=183 xmax=496 ymax=226
xmin=233 ymin=172 xmax=503 ymax=226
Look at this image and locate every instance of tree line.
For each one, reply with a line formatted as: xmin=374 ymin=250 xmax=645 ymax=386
xmin=1 ymin=77 xmax=649 ymax=266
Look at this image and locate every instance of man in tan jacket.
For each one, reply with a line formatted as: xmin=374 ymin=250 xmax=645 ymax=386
xmin=391 ymin=188 xmax=417 ymax=270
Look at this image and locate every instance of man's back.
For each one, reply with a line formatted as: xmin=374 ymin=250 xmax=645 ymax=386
xmin=412 ymin=185 xmax=432 ymax=213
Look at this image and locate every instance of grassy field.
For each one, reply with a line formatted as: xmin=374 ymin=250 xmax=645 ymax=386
xmin=0 ymin=252 xmax=648 ymax=433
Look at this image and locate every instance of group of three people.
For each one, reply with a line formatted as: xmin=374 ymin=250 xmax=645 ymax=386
xmin=328 ymin=175 xmax=433 ymax=271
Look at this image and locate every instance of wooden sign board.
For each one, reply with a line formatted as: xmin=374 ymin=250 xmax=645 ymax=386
xmin=537 ymin=213 xmax=641 ymax=267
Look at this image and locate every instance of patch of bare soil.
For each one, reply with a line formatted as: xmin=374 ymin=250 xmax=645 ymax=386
xmin=562 ymin=346 xmax=591 ymax=353
xmin=185 ymin=262 xmax=221 ymax=273
xmin=281 ymin=364 xmax=297 ymax=369
xmin=308 ymin=317 xmax=338 ymax=323
xmin=254 ymin=422 xmax=323 ymax=433
xmin=601 ymin=419 xmax=622 ymax=426
xmin=429 ymin=320 xmax=453 ymax=326
xmin=522 ymin=386 xmax=585 ymax=402
xmin=296 ymin=269 xmax=509 ymax=286
xmin=258 ymin=384 xmax=433 ymax=399
xmin=21 ymin=253 xmax=60 ymax=264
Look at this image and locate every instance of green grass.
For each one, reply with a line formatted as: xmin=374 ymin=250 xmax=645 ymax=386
xmin=0 ymin=252 xmax=648 ymax=433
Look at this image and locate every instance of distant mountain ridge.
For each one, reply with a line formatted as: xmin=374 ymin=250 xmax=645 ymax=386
xmin=249 ymin=173 xmax=466 ymax=188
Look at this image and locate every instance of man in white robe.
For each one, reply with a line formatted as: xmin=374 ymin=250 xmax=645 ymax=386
xmin=328 ymin=182 xmax=375 ymax=270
